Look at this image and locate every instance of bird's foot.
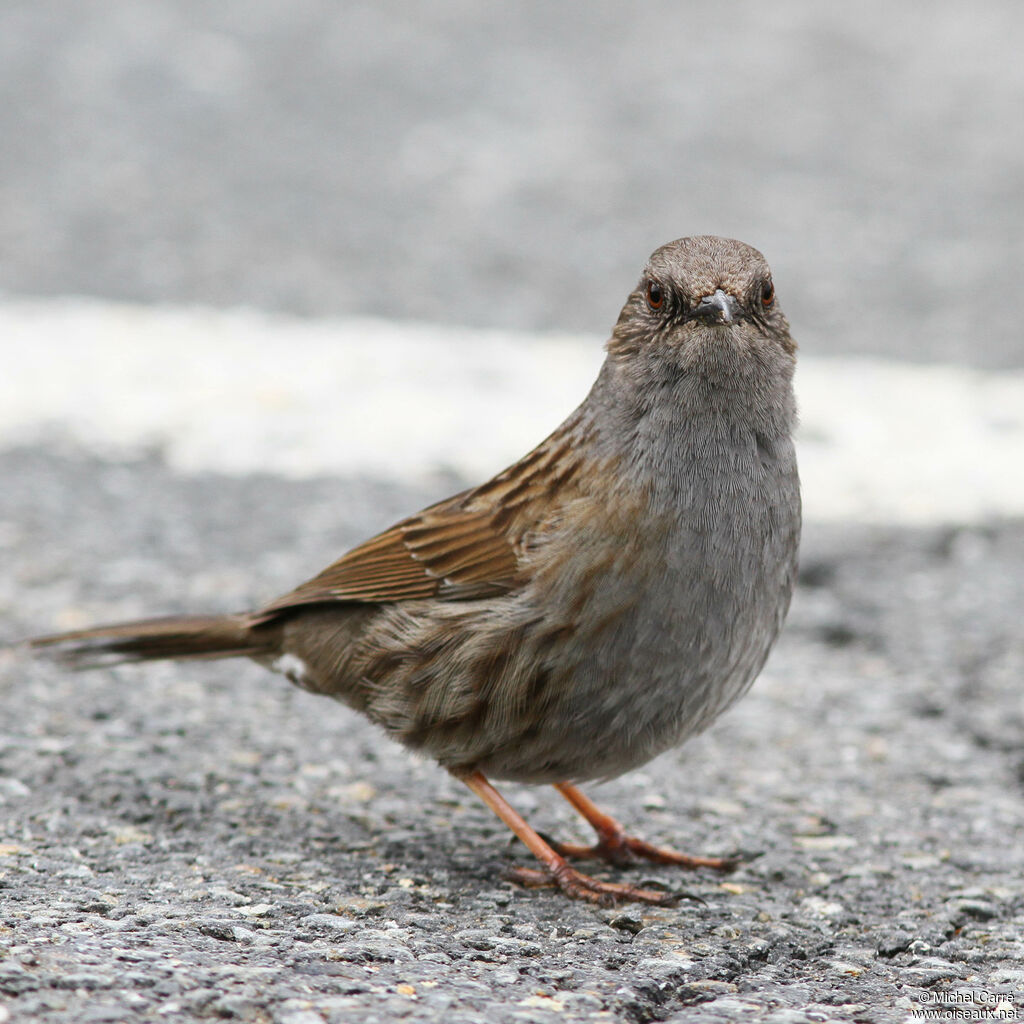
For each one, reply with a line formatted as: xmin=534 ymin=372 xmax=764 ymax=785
xmin=546 ymin=831 xmax=739 ymax=872
xmin=454 ymin=769 xmax=720 ymax=906
xmin=549 ymin=782 xmax=739 ymax=871
xmin=507 ymin=863 xmax=684 ymax=906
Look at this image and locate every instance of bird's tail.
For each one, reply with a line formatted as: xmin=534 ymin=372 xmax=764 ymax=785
xmin=28 ymin=613 xmax=272 ymax=669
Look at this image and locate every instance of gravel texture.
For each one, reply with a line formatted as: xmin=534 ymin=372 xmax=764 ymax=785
xmin=2 ymin=448 xmax=1023 ymax=1023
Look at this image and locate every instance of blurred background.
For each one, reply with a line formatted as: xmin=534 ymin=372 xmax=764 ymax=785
xmin=2 ymin=0 xmax=1022 ymax=367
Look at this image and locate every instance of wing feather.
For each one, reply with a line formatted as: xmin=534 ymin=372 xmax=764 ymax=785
xmin=253 ymin=415 xmax=591 ymax=620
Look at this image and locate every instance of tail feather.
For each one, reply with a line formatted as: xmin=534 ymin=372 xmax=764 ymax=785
xmin=29 ymin=614 xmax=271 ymax=669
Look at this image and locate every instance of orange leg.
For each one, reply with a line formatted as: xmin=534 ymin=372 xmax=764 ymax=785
xmin=551 ymin=782 xmax=738 ymax=872
xmin=454 ymin=769 xmax=681 ymax=906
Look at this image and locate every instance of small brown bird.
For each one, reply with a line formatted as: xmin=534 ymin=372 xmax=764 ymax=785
xmin=30 ymin=236 xmax=801 ymax=905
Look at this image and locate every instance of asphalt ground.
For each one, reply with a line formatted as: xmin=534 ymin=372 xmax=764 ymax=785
xmin=1 ymin=450 xmax=1024 ymax=1024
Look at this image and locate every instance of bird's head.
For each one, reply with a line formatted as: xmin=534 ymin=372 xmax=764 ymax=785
xmin=608 ymin=236 xmax=796 ymax=383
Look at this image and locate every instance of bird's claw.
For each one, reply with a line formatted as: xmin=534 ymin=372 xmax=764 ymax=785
xmin=544 ymin=832 xmax=740 ymax=872
xmin=507 ymin=864 xmax=685 ymax=906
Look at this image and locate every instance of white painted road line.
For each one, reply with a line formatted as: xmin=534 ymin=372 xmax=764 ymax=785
xmin=2 ymin=299 xmax=1022 ymax=525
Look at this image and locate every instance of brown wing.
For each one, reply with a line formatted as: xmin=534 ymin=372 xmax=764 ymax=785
xmin=253 ymin=413 xmax=588 ymax=619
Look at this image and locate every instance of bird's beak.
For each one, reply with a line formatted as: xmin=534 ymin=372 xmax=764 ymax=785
xmin=693 ymin=288 xmax=739 ymax=325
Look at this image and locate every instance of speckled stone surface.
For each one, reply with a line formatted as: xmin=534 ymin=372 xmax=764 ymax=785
xmin=2 ymin=449 xmax=1023 ymax=1023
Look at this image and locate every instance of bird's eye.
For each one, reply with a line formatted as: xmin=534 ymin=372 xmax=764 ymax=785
xmin=646 ymin=280 xmax=664 ymax=310
xmin=760 ymin=278 xmax=775 ymax=308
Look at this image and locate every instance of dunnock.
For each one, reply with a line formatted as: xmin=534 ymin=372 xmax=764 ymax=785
xmin=30 ymin=236 xmax=801 ymax=905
